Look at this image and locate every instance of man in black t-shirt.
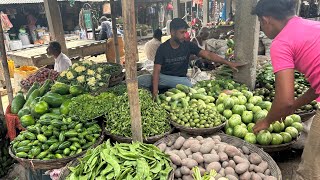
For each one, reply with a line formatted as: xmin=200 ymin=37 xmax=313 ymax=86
xmin=138 ymin=18 xmax=244 ymax=98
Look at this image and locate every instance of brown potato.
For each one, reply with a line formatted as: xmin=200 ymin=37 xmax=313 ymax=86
xmin=190 ymin=143 xmax=201 ymax=153
xmin=183 ymin=139 xmax=199 ymax=149
xmin=176 ymin=150 xmax=187 ymax=160
xmin=207 ymin=162 xmax=222 ymax=172
xmin=180 ymin=166 xmax=191 ymax=175
xmin=222 ymin=161 xmax=229 ymax=168
xmin=157 ymin=143 xmax=167 ymax=152
xmin=228 ymin=160 xmax=236 ymax=169
xmin=185 ymin=148 xmax=192 ymax=156
xmin=235 ymin=162 xmax=250 ymax=174
xmin=218 ymin=144 xmax=227 ymax=152
xmin=225 ymin=167 xmax=236 ymax=176
xmin=182 ymin=175 xmax=193 ymax=180
xmin=212 ymin=135 xmax=221 ymax=141
xmin=251 ymin=173 xmax=262 ymax=180
xmin=170 ymin=153 xmax=182 ymax=166
xmin=264 ymin=169 xmax=271 ymax=176
xmin=249 ymin=153 xmax=262 ymax=165
xmin=174 ymin=137 xmax=186 ymax=149
xmin=225 ymin=145 xmax=241 ymax=158
xmin=264 ymin=176 xmax=277 ymax=180
xmin=226 ymin=174 xmax=238 ymax=180
xmin=257 ymin=172 xmax=266 ymax=179
xmin=240 ymin=171 xmax=251 ymax=180
xmin=233 ymin=156 xmax=249 ymax=164
xmin=200 ymin=142 xmax=215 ymax=154
xmin=181 ymin=158 xmax=198 ymax=169
xmin=258 ymin=161 xmax=269 ymax=173
xmin=174 ymin=168 xmax=182 ymax=178
xmin=192 ymin=152 xmax=204 ymax=164
xmin=196 ymin=136 xmax=204 ymax=141
xmin=203 ymin=154 xmax=220 ymax=164
xmin=218 ymin=152 xmax=229 ymax=161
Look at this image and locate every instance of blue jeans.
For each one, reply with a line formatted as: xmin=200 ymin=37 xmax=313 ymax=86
xmin=138 ymin=73 xmax=192 ymax=90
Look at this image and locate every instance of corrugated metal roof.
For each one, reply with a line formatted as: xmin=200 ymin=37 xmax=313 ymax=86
xmin=0 ymin=0 xmax=106 ymax=5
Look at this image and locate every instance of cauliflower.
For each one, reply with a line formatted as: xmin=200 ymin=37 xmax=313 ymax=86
xmin=96 ymin=74 xmax=102 ymax=80
xmin=77 ymin=75 xmax=85 ymax=83
xmin=66 ymin=71 xmax=74 ymax=80
xmin=97 ymin=67 xmax=103 ymax=73
xmin=99 ymin=82 xmax=104 ymax=87
xmin=74 ymin=66 xmax=86 ymax=73
xmin=87 ymin=69 xmax=95 ymax=76
xmin=87 ymin=77 xmax=96 ymax=87
xmin=60 ymin=71 xmax=67 ymax=77
xmin=72 ymin=63 xmax=79 ymax=68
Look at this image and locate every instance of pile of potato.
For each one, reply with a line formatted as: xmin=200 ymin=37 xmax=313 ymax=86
xmin=157 ymin=135 xmax=277 ymax=180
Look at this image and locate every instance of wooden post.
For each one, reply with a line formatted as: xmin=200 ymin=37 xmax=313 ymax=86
xmin=173 ymin=0 xmax=181 ymax=18
xmin=0 ymin=17 xmax=13 ymax=108
xmin=110 ymin=0 xmax=121 ymax=64
xmin=203 ymin=0 xmax=209 ymax=26
xmin=233 ymin=0 xmax=259 ymax=90
xmin=44 ymin=0 xmax=67 ymax=54
xmin=121 ymin=0 xmax=143 ymax=142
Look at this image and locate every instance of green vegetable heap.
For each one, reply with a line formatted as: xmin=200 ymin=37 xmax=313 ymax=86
xmin=218 ymin=90 xmax=303 ymax=146
xmin=105 ymin=89 xmax=171 ymax=138
xmin=11 ymin=118 xmax=102 ymax=160
xmin=67 ymin=140 xmax=172 ymax=180
xmin=69 ymin=92 xmax=116 ymax=121
xmin=159 ymin=84 xmax=226 ymax=129
xmin=195 ymin=79 xmax=248 ymax=99
xmin=255 ymin=64 xmax=318 ymax=112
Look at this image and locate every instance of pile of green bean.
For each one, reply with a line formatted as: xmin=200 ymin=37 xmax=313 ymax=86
xmin=66 ymin=140 xmax=172 ymax=180
xmin=105 ymin=89 xmax=171 ymax=138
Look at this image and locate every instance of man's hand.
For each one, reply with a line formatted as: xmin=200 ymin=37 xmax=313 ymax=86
xmin=152 ymin=92 xmax=158 ymax=101
xmin=253 ymin=119 xmax=272 ymax=134
xmin=228 ymin=62 xmax=247 ymax=72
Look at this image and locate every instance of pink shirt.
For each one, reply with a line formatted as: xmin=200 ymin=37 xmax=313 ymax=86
xmin=270 ymin=16 xmax=320 ymax=102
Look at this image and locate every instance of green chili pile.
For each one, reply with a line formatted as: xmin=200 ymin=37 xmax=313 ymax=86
xmin=69 ymin=92 xmax=116 ymax=121
xmin=67 ymin=140 xmax=172 ymax=180
xmin=105 ymin=89 xmax=171 ymax=138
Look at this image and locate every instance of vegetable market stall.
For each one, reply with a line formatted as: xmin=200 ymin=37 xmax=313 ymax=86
xmin=6 ymin=40 xmax=106 ymax=67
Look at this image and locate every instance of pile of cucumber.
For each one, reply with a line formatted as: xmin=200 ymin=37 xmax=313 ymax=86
xmin=11 ymin=118 xmax=101 ymax=160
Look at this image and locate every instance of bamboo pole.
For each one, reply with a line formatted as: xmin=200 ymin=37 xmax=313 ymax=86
xmin=121 ymin=0 xmax=143 ymax=142
xmin=110 ymin=0 xmax=121 ymax=64
xmin=0 ymin=16 xmax=14 ymax=108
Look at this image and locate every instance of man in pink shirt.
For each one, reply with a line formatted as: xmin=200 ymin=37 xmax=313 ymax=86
xmin=252 ymin=0 xmax=320 ymax=179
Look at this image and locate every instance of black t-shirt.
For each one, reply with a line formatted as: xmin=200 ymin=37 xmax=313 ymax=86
xmin=154 ymin=40 xmax=202 ymax=77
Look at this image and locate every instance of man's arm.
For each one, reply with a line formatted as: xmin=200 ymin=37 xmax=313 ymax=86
xmin=253 ymin=69 xmax=318 ymax=133
xmin=198 ymin=50 xmax=244 ymax=71
xmin=152 ymin=64 xmax=161 ymax=98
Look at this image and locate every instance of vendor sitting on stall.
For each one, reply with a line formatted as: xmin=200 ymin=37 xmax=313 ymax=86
xmin=46 ymin=41 xmax=72 ymax=72
xmin=138 ymin=18 xmax=245 ymax=98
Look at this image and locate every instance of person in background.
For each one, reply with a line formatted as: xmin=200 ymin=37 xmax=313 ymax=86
xmin=24 ymin=10 xmax=37 ymax=43
xmin=138 ymin=18 xmax=245 ymax=98
xmin=191 ymin=27 xmax=209 ymax=50
xmin=142 ymin=29 xmax=163 ymax=72
xmin=190 ymin=27 xmax=215 ymax=71
xmin=144 ymin=29 xmax=163 ymax=62
xmin=251 ymin=0 xmax=320 ymax=179
xmin=46 ymin=41 xmax=72 ymax=72
xmin=98 ymin=16 xmax=112 ymax=41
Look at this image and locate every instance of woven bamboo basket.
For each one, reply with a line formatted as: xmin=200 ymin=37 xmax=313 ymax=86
xmin=170 ymin=120 xmax=226 ymax=136
xmin=255 ymin=134 xmax=301 ymax=153
xmin=105 ymin=127 xmax=175 ymax=144
xmin=154 ymin=132 xmax=282 ymax=180
xmin=9 ymin=129 xmax=105 ymax=170
xmin=296 ymin=110 xmax=316 ymax=122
